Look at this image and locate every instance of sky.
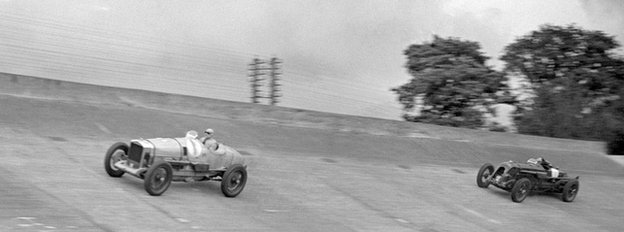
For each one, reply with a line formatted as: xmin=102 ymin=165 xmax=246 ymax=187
xmin=0 ymin=0 xmax=623 ymax=120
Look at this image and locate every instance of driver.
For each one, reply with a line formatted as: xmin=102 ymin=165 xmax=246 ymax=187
xmin=528 ymin=157 xmax=559 ymax=178
xmin=200 ymin=128 xmax=219 ymax=151
xmin=536 ymin=157 xmax=553 ymax=169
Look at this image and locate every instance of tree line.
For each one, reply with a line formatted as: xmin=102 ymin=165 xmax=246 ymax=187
xmin=392 ymin=24 xmax=624 ymax=155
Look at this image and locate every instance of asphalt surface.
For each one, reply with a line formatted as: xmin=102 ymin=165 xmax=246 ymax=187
xmin=2 ymin=94 xmax=624 ymax=232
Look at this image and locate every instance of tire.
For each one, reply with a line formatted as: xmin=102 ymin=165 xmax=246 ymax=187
xmin=144 ymin=161 xmax=173 ymax=196
xmin=561 ymin=180 xmax=579 ymax=202
xmin=511 ymin=178 xmax=532 ymax=203
xmin=221 ymin=164 xmax=247 ymax=198
xmin=104 ymin=142 xmax=128 ymax=177
xmin=476 ymin=163 xmax=494 ymax=188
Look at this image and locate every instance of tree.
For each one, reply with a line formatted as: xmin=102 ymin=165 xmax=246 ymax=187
xmin=501 ymin=24 xmax=624 ymax=151
xmin=392 ymin=36 xmax=507 ymax=129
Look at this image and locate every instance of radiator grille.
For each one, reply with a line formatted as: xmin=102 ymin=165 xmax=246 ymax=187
xmin=128 ymin=142 xmax=144 ymax=164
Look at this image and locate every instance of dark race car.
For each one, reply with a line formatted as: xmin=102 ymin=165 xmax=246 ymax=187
xmin=104 ymin=130 xmax=247 ymax=197
xmin=476 ymin=158 xmax=579 ymax=203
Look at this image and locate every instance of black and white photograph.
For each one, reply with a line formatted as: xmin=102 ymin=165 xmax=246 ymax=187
xmin=1 ymin=0 xmax=623 ymax=231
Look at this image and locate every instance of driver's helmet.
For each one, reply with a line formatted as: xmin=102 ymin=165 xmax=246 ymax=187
xmin=204 ymin=128 xmax=215 ymax=137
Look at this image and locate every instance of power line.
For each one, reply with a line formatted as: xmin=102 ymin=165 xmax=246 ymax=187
xmin=0 ymin=12 xmax=262 ymax=60
xmin=268 ymin=57 xmax=282 ymax=105
xmin=0 ymin=10 xmax=400 ymax=118
xmin=1 ymin=12 xmax=389 ymax=93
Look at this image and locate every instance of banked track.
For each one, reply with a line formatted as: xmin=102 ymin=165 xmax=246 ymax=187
xmin=1 ymin=74 xmax=624 ymax=232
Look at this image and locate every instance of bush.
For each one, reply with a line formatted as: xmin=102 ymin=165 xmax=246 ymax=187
xmin=606 ymin=128 xmax=624 ymax=155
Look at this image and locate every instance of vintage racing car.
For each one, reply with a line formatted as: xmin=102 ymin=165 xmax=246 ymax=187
xmin=104 ymin=130 xmax=247 ymax=197
xmin=476 ymin=158 xmax=579 ymax=203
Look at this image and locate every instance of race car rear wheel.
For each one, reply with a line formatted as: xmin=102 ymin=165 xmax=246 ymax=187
xmin=511 ymin=178 xmax=531 ymax=203
xmin=144 ymin=161 xmax=173 ymax=196
xmin=476 ymin=163 xmax=494 ymax=188
xmin=104 ymin=142 xmax=128 ymax=177
xmin=221 ymin=164 xmax=247 ymax=198
xmin=561 ymin=179 xmax=579 ymax=202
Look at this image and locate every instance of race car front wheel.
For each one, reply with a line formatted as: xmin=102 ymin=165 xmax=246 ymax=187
xmin=104 ymin=142 xmax=128 ymax=177
xmin=561 ymin=180 xmax=579 ymax=202
xmin=511 ymin=178 xmax=531 ymax=203
xmin=144 ymin=161 xmax=173 ymax=196
xmin=476 ymin=163 xmax=494 ymax=188
xmin=221 ymin=164 xmax=247 ymax=198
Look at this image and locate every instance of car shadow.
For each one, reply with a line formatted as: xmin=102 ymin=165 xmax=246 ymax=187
xmin=482 ymin=186 xmax=565 ymax=203
xmin=103 ymin=171 xmax=231 ymax=197
xmin=485 ymin=187 xmax=511 ymax=200
xmin=170 ymin=180 xmax=224 ymax=196
xmin=530 ymin=192 xmax=564 ymax=202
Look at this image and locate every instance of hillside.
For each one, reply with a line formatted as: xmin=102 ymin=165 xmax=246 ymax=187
xmin=0 ymin=72 xmax=606 ymax=154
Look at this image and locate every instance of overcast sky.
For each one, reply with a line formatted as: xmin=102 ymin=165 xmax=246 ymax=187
xmin=1 ymin=0 xmax=623 ymax=120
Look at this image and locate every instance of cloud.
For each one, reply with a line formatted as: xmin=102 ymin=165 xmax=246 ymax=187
xmin=580 ymin=0 xmax=624 ymax=51
xmin=1 ymin=0 xmax=622 ymax=120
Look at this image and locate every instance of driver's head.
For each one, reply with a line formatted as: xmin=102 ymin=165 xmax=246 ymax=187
xmin=204 ymin=128 xmax=214 ymax=138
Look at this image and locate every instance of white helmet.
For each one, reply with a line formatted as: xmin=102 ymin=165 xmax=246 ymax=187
xmin=204 ymin=128 xmax=214 ymax=136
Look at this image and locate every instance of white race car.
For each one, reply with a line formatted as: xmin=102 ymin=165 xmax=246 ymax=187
xmin=104 ymin=130 xmax=247 ymax=197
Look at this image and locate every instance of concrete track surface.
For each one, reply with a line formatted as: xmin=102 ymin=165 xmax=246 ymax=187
xmin=2 ymin=87 xmax=624 ymax=231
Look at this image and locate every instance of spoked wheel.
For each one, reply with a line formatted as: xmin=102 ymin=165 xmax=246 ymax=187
xmin=144 ymin=161 xmax=173 ymax=196
xmin=221 ymin=164 xmax=247 ymax=198
xmin=561 ymin=180 xmax=579 ymax=202
xmin=511 ymin=178 xmax=532 ymax=203
xmin=476 ymin=163 xmax=494 ymax=188
xmin=104 ymin=142 xmax=128 ymax=177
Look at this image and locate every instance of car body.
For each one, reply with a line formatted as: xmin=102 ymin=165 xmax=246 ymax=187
xmin=476 ymin=160 xmax=579 ymax=203
xmin=104 ymin=130 xmax=247 ymax=197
